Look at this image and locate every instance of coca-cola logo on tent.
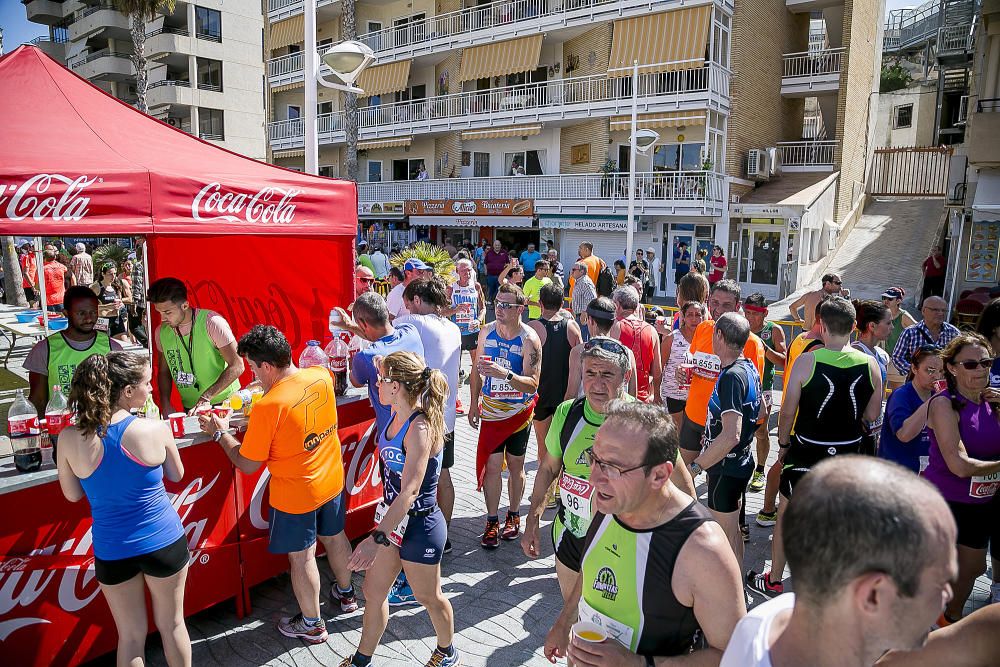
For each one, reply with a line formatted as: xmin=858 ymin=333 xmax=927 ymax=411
xmin=0 ymin=174 xmax=96 ymax=221
xmin=191 ymin=182 xmax=302 ymax=225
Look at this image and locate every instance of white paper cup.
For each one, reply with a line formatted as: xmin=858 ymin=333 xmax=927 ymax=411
xmin=571 ymin=621 xmax=607 ymax=643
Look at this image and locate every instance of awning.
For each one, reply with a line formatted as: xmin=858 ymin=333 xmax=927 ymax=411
xmin=271 ymin=81 xmax=303 ymax=93
xmin=410 ymin=215 xmax=535 ymax=228
xmin=461 ymin=124 xmax=542 ymax=140
xmin=273 ymin=149 xmax=305 ymax=158
xmin=270 ymin=15 xmax=304 ymax=51
xmin=609 ymin=111 xmax=706 ymax=131
xmin=972 ymin=169 xmax=1000 ymax=214
xmin=608 ymin=5 xmax=712 ymax=76
xmin=358 ymin=136 xmax=412 ymax=150
xmin=358 ymin=60 xmax=412 ymax=98
xmin=458 ymin=34 xmax=543 ymax=82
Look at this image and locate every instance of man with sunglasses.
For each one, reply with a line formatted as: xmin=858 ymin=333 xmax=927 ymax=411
xmin=788 ymin=273 xmax=846 ymax=331
xmin=891 ymin=296 xmax=960 ymax=377
xmin=354 ymin=265 xmax=375 ymax=296
xmin=544 ymin=400 xmax=745 ymax=666
xmin=469 ymin=283 xmax=541 ymax=549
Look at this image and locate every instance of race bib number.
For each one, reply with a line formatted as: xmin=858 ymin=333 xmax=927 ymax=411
xmin=488 ymin=377 xmax=523 ymax=401
xmin=578 ymin=599 xmax=634 ymax=650
xmin=762 ymin=389 xmax=774 ymax=412
xmin=559 ymin=472 xmax=594 ymax=524
xmin=969 ymin=472 xmax=1000 ymax=499
xmin=691 ymin=351 xmax=721 ymax=380
xmin=373 ymin=501 xmax=409 ymax=547
xmin=94 ymin=318 xmax=110 ymax=332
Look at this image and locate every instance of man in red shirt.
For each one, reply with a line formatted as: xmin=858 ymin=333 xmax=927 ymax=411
xmin=41 ymin=247 xmax=68 ymax=312
xmin=484 ymin=240 xmax=510 ymax=301
xmin=921 ymin=245 xmax=946 ymax=304
xmin=609 ymin=286 xmax=661 ymax=403
xmin=19 ymin=243 xmax=38 ymax=307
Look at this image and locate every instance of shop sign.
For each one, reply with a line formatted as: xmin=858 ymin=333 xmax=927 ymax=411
xmin=540 ymin=217 xmax=629 ymax=232
xmin=358 ymin=201 xmax=404 ymax=216
xmin=965 ymin=219 xmax=1000 ymax=283
xmin=404 ymin=199 xmax=534 ymax=217
xmin=731 ymin=204 xmax=798 ymax=219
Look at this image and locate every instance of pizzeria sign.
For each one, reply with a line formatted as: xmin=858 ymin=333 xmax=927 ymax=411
xmin=405 ymin=199 xmax=534 ymax=217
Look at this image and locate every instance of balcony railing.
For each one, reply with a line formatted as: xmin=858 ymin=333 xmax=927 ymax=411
xmin=30 ymin=34 xmax=68 ymax=45
xmin=978 ymin=98 xmax=1000 ymax=113
xmin=783 ymin=48 xmax=844 ymax=79
xmin=73 ymin=3 xmax=116 ymax=21
xmin=267 ymin=64 xmax=726 ymax=146
xmin=776 ymin=141 xmax=836 ymax=168
xmin=359 ymin=171 xmax=725 ymax=210
xmin=268 ymin=50 xmax=308 ymax=79
xmin=68 ymin=50 xmax=131 ymax=69
xmin=268 ymin=113 xmax=344 ymax=143
xmin=146 ymin=26 xmax=190 ymax=38
xmin=148 ymin=79 xmax=191 ymax=89
xmin=937 ymin=24 xmax=973 ymax=54
xmin=267 ymin=0 xmax=337 ymax=21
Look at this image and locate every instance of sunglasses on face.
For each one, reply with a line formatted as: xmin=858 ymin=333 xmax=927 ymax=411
xmin=953 ymin=358 xmax=995 ymax=371
xmin=831 ymin=280 xmax=843 ymax=286
xmin=495 ymin=301 xmax=521 ymax=310
xmin=358 ymin=277 xmax=375 ymax=283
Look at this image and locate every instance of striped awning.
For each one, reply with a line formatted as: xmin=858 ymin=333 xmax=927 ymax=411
xmin=273 ymin=149 xmax=305 ymax=158
xmin=461 ymin=124 xmax=542 ymax=140
xmin=269 ymin=15 xmax=304 ymax=51
xmin=458 ymin=34 xmax=543 ymax=82
xmin=358 ymin=60 xmax=412 ymax=98
xmin=271 ymin=81 xmax=303 ymax=93
xmin=358 ymin=137 xmax=412 ymax=150
xmin=608 ymin=6 xmax=712 ymax=76
xmin=610 ymin=111 xmax=707 ymax=130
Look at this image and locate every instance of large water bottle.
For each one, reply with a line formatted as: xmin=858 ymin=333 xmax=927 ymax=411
xmin=299 ymin=340 xmax=329 ymax=369
xmin=324 ymin=336 xmax=350 ymax=397
xmin=8 ymin=390 xmax=41 ymax=473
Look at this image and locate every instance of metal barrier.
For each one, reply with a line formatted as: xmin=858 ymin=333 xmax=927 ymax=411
xmin=373 ymin=280 xmax=391 ymax=298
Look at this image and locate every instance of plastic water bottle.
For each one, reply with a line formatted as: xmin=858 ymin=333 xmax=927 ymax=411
xmin=8 ymin=390 xmax=41 ymax=473
xmin=299 ymin=340 xmax=329 ymax=369
xmin=329 ymin=308 xmax=354 ymax=347
xmin=324 ymin=336 xmax=350 ymax=397
xmin=44 ymin=384 xmax=70 ymax=464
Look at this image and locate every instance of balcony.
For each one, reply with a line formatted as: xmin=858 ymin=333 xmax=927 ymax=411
xmin=145 ymin=26 xmax=192 ymax=59
xmin=69 ymin=5 xmax=129 ymax=42
xmin=268 ymin=63 xmax=729 ymax=150
xmin=884 ymin=3 xmax=942 ymax=53
xmin=23 ymin=0 xmax=66 ymax=25
xmin=67 ymin=50 xmax=133 ymax=81
xmin=267 ymin=0 xmax=339 ymax=22
xmin=29 ymin=35 xmax=67 ymax=60
xmin=146 ymin=80 xmax=192 ymax=109
xmin=937 ymin=24 xmax=974 ymax=61
xmin=776 ymin=140 xmax=836 ymax=172
xmin=966 ymin=99 xmax=1000 ymax=166
xmin=781 ymin=48 xmax=843 ymax=96
xmin=359 ymin=171 xmax=726 ymax=217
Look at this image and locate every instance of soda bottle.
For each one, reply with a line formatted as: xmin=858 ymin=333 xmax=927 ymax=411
xmin=44 ymin=384 xmax=70 ymax=463
xmin=299 ymin=340 xmax=329 ymax=369
xmin=8 ymin=390 xmax=42 ymax=473
xmin=329 ymin=309 xmax=354 ymax=348
xmin=325 ymin=335 xmax=350 ymax=397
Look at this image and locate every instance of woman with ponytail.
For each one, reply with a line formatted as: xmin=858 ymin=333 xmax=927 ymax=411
xmin=58 ymin=351 xmax=191 ymax=667
xmin=343 ymin=351 xmax=458 ymax=667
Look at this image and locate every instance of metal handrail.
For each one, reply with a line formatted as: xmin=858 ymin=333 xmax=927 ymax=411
xmin=937 ymin=23 xmax=973 ymax=53
xmin=146 ymin=26 xmax=190 ymax=38
xmin=68 ymin=50 xmax=131 ymax=68
xmin=148 ymin=79 xmax=191 ymax=89
xmin=73 ymin=3 xmax=116 ymax=21
xmin=200 ymin=132 xmax=224 ymax=141
xmin=776 ymin=140 xmax=836 ymax=166
xmin=782 ymin=48 xmax=844 ymax=78
xmin=195 ymin=31 xmax=222 ymax=43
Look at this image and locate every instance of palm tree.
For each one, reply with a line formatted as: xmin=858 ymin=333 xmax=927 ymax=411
xmin=1 ymin=238 xmax=27 ymax=306
xmin=111 ymin=0 xmax=177 ymax=113
xmin=342 ymin=0 xmax=359 ymax=181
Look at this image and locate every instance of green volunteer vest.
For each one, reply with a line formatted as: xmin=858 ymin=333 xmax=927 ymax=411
xmin=47 ymin=333 xmax=112 ymax=397
xmin=159 ymin=309 xmax=238 ymax=409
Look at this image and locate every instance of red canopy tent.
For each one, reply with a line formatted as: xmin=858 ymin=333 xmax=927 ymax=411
xmin=0 ymin=45 xmax=357 ymax=350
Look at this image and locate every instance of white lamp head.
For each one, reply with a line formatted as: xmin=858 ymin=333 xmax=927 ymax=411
xmin=321 ymin=40 xmax=376 ymax=87
xmin=632 ymin=128 xmax=660 ymax=154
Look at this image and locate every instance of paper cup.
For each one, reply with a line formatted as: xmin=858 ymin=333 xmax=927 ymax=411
xmin=211 ymin=406 xmax=231 ymax=419
xmin=168 ymin=413 xmax=186 ymax=438
xmin=933 ymin=379 xmax=947 ymax=393
xmin=571 ymin=621 xmax=607 ymax=643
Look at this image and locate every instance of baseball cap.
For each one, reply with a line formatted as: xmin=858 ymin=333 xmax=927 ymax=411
xmin=403 ymin=258 xmax=432 ymax=272
xmin=646 ymin=247 xmax=656 ymax=253
xmin=358 ymin=239 xmax=368 ymax=247
xmin=881 ymin=287 xmax=905 ymax=300
xmin=75 ymin=242 xmax=86 ymax=252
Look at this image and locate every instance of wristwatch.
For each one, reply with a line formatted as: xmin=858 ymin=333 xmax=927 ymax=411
xmin=372 ymin=530 xmax=391 ymax=546
xmin=212 ymin=429 xmax=226 ymax=442
xmin=688 ymin=462 xmax=703 ymax=476
xmin=506 ymin=370 xmax=514 ymax=381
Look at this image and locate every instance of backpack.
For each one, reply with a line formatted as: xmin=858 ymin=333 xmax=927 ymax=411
xmin=595 ymin=260 xmax=615 ymax=297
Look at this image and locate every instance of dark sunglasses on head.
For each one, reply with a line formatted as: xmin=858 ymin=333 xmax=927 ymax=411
xmin=584 ymin=337 xmax=629 ymax=357
xmin=954 ymin=358 xmax=995 ymax=370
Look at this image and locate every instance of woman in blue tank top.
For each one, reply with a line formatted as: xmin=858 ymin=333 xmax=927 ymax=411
xmin=58 ymin=352 xmax=191 ymax=666
xmin=343 ymin=351 xmax=459 ymax=667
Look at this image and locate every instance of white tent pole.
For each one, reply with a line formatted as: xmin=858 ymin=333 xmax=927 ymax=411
xmin=35 ymin=237 xmax=49 ymax=332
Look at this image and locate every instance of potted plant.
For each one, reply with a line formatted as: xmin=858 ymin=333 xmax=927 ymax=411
xmin=599 ymin=158 xmax=618 ymax=197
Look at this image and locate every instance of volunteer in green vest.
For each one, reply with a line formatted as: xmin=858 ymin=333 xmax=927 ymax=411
xmin=522 ymin=338 xmax=695 ymax=601
xmin=26 ymin=286 xmax=122 ymax=417
xmin=544 ymin=400 xmax=746 ymax=666
xmin=148 ymin=277 xmax=244 ymax=416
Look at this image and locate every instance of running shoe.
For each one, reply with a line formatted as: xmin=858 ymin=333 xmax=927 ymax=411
xmin=330 ymin=584 xmax=359 ymax=613
xmin=748 ymin=470 xmax=766 ymax=493
xmin=388 ymin=578 xmax=418 ymax=607
xmin=755 ymin=510 xmax=778 ymax=527
xmin=481 ymin=518 xmax=501 ymax=549
xmin=425 ymin=647 xmax=461 ymax=667
xmin=456 ymin=397 xmax=466 ymax=415
xmin=501 ymin=512 xmax=521 ymax=540
xmin=443 ymin=538 xmax=453 ymax=554
xmin=746 ymin=570 xmax=783 ymax=598
xmin=337 ymin=657 xmax=352 ymax=667
xmin=740 ymin=524 xmax=750 ymax=543
xmin=277 ymin=613 xmax=328 ymax=643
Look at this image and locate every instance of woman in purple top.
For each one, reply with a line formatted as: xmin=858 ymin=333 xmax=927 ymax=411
xmin=926 ymin=333 xmax=1000 ymax=622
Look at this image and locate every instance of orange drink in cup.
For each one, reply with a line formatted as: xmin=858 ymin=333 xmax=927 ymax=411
xmin=571 ymin=621 xmax=607 ymax=643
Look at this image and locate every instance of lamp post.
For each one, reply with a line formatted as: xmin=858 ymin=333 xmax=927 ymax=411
xmin=304 ymin=0 xmax=375 ymax=175
xmin=625 ymin=59 xmax=660 ymax=262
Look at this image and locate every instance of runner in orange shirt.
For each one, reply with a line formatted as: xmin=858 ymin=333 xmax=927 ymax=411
xmin=199 ymin=325 xmax=356 ymax=644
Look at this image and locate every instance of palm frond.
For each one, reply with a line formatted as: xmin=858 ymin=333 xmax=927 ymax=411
xmin=390 ymin=242 xmax=456 ymax=282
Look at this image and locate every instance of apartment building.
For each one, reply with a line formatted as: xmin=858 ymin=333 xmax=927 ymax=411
xmin=264 ymin=0 xmax=880 ymax=300
xmin=23 ymin=0 xmax=266 ymax=160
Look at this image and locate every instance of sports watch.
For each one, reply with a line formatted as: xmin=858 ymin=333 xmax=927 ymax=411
xmin=372 ymin=531 xmax=391 ymax=546
xmin=688 ymin=461 xmax=703 ymax=476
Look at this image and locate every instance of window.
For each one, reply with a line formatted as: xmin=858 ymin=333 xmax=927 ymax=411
xmin=368 ymin=161 xmax=383 ymax=183
xmin=653 ymin=143 xmax=706 ymax=171
xmin=196 ymin=58 xmax=223 ymax=92
xmin=392 ymin=13 xmax=426 ymax=46
xmin=198 ymin=108 xmax=224 ymax=140
xmin=318 ymin=38 xmax=333 ymax=50
xmin=392 ymin=158 xmax=424 ymax=180
xmin=395 ymin=85 xmax=426 ymax=103
xmin=367 ymin=21 xmax=383 ymax=33
xmin=474 ymin=152 xmax=490 ymax=178
xmin=288 ymin=44 xmax=302 ymax=54
xmin=317 ymin=101 xmax=333 ymax=115
xmin=195 ymin=6 xmax=222 ymax=42
xmin=287 ymin=105 xmax=301 ymax=120
xmin=894 ymin=104 xmax=913 ymax=129
xmin=319 ymin=166 xmax=336 ymax=178
xmin=504 ymin=150 xmax=545 ymax=176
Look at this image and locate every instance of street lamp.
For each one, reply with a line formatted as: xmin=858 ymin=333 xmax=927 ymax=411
xmin=625 ymin=58 xmax=660 ymax=262
xmin=304 ymin=0 xmax=375 ymax=175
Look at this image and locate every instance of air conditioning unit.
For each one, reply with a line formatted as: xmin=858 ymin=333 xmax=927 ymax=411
xmin=766 ymin=147 xmax=782 ymax=176
xmin=166 ymin=117 xmax=181 ymax=128
xmin=956 ymin=95 xmax=969 ymax=125
xmin=747 ymin=149 xmax=770 ymax=181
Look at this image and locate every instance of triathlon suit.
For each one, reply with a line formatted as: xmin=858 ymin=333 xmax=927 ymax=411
xmin=578 ymin=501 xmax=714 ymax=658
xmin=660 ymin=328 xmax=693 ymax=414
xmin=95 ymin=282 xmax=126 ymax=338
xmin=451 ymin=281 xmax=481 ymax=351
xmin=478 ymin=326 xmax=537 ymax=466
xmin=851 ymin=340 xmax=889 ymax=455
xmin=378 ymin=410 xmax=447 ymax=564
xmin=704 ymin=359 xmax=761 ymax=513
xmin=780 ymin=348 xmax=875 ymax=497
xmin=618 ymin=317 xmax=657 ymax=402
xmin=757 ymin=322 xmax=777 ymax=392
xmin=535 ymin=318 xmax=573 ymax=421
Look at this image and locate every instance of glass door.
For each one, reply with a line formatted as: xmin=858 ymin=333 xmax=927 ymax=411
xmin=737 ymin=227 xmax=783 ymax=299
xmin=665 ymin=231 xmax=694 ymax=297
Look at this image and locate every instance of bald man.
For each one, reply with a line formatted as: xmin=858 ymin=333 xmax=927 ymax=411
xmin=354 ymin=265 xmax=375 ymax=297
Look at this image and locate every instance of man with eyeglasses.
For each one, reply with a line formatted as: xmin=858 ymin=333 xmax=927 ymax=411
xmin=544 ymin=400 xmax=745 ymax=666
xmin=891 ymin=296 xmax=960 ymax=377
xmin=469 ymin=283 xmax=542 ymax=549
xmin=788 ymin=273 xmax=846 ymax=331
